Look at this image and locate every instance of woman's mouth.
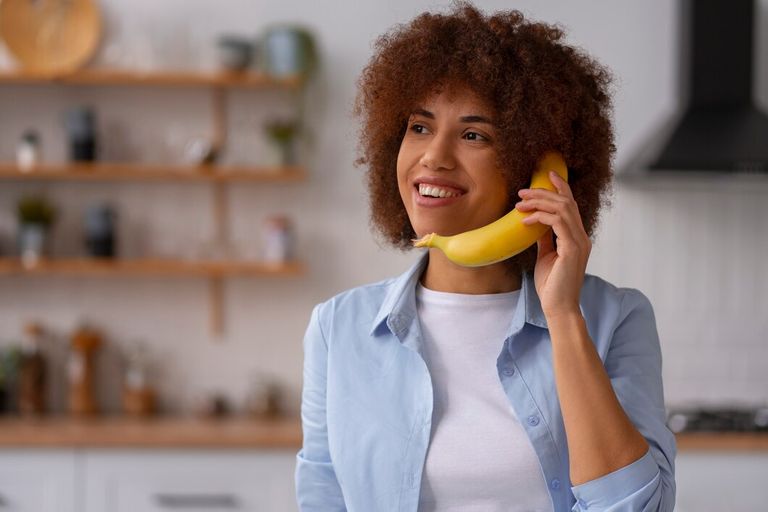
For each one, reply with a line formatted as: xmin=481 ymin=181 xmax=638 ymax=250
xmin=413 ymin=183 xmax=466 ymax=207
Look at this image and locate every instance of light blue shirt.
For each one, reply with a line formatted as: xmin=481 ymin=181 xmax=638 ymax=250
xmin=295 ymin=252 xmax=676 ymax=511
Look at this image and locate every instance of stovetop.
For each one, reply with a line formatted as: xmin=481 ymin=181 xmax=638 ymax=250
xmin=666 ymin=406 xmax=768 ymax=433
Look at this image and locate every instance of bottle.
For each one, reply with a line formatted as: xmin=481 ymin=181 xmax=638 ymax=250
xmin=68 ymin=325 xmax=102 ymax=416
xmin=64 ymin=107 xmax=97 ymax=162
xmin=17 ymin=322 xmax=47 ymax=416
xmin=84 ymin=203 xmax=117 ymax=258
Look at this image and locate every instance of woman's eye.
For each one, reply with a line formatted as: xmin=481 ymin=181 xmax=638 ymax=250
xmin=464 ymin=131 xmax=488 ymax=142
xmin=407 ymin=124 xmax=488 ymax=142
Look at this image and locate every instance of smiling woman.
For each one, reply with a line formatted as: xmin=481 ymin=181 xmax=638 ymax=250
xmin=352 ymin=0 xmax=616 ymax=281
xmin=295 ymin=1 xmax=676 ymax=511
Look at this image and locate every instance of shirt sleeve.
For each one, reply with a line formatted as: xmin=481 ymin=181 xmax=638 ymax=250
xmin=295 ymin=303 xmax=348 ymax=511
xmin=570 ymin=288 xmax=677 ymax=512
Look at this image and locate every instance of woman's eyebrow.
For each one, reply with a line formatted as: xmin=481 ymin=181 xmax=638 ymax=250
xmin=412 ymin=108 xmax=494 ymax=125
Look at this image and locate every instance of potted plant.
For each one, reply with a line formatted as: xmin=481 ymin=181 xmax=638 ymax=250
xmin=264 ymin=119 xmax=299 ymax=166
xmin=16 ymin=194 xmax=57 ymax=267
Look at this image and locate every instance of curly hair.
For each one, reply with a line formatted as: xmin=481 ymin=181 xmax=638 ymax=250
xmin=352 ymin=0 xmax=616 ymax=276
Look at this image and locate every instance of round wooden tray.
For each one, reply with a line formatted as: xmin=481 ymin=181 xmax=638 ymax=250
xmin=0 ymin=0 xmax=101 ymax=74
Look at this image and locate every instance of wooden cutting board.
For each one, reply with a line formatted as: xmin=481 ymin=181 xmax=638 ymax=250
xmin=0 ymin=0 xmax=101 ymax=74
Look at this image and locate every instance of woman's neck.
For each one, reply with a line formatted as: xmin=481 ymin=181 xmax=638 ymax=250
xmin=419 ymin=249 xmax=522 ymax=294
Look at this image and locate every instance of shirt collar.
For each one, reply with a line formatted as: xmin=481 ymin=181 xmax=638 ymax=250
xmin=369 ymin=252 xmax=549 ymax=338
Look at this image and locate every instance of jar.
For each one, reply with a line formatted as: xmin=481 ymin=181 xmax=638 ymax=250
xmin=261 ymin=215 xmax=294 ymax=264
xmin=121 ymin=341 xmax=156 ymax=417
xmin=17 ymin=130 xmax=40 ymax=171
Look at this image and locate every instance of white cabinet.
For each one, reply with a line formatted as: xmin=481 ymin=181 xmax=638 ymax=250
xmin=0 ymin=449 xmax=297 ymax=512
xmin=675 ymin=452 xmax=768 ymax=512
xmin=82 ymin=450 xmax=297 ymax=512
xmin=0 ymin=450 xmax=78 ymax=512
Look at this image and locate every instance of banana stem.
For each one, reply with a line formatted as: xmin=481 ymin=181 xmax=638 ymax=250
xmin=411 ymin=233 xmax=435 ymax=248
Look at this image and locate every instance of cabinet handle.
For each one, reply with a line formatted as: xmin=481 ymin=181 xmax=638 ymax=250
xmin=154 ymin=493 xmax=240 ymax=509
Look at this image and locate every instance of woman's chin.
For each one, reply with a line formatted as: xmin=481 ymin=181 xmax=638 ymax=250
xmin=415 ymin=224 xmax=466 ymax=237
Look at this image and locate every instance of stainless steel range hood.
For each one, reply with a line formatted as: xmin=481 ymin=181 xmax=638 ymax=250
xmin=624 ymin=0 xmax=768 ymax=179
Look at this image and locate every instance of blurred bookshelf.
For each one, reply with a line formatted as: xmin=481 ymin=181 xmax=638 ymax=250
xmin=0 ymin=67 xmax=308 ymax=336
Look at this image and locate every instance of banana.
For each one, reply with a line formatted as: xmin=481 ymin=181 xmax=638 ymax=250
xmin=411 ymin=151 xmax=568 ymax=267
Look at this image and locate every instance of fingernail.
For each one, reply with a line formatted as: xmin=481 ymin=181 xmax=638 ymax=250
xmin=549 ymin=171 xmax=558 ymax=178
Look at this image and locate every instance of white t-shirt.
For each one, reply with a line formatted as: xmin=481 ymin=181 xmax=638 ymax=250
xmin=415 ymin=281 xmax=554 ymax=512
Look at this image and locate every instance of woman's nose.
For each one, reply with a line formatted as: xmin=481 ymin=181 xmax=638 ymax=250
xmin=419 ymin=133 xmax=456 ymax=171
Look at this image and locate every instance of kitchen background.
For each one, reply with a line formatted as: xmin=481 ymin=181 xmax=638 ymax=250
xmin=0 ymin=0 xmax=766 ymax=511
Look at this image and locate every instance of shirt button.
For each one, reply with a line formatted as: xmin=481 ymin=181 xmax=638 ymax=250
xmin=502 ymin=366 xmax=515 ymax=376
xmin=578 ymin=498 xmax=589 ymax=509
xmin=527 ymin=415 xmax=540 ymax=426
xmin=550 ymin=478 xmax=560 ymax=490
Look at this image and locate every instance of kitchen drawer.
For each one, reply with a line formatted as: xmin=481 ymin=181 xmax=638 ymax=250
xmin=675 ymin=452 xmax=768 ymax=512
xmin=0 ymin=450 xmax=78 ymax=512
xmin=83 ymin=449 xmax=297 ymax=512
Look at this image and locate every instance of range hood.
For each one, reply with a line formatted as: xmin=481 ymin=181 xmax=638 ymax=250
xmin=647 ymin=0 xmax=768 ymax=173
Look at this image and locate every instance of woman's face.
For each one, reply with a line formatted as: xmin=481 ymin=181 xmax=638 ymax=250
xmin=397 ymin=85 xmax=510 ymax=239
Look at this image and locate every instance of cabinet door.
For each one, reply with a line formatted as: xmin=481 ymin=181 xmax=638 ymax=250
xmin=83 ymin=450 xmax=297 ymax=512
xmin=675 ymin=452 xmax=768 ymax=512
xmin=0 ymin=450 xmax=78 ymax=512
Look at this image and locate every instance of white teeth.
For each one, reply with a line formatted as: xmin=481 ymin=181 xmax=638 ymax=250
xmin=418 ymin=184 xmax=461 ymax=198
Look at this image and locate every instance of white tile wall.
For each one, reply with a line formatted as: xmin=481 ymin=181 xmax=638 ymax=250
xmin=590 ymin=180 xmax=768 ymax=408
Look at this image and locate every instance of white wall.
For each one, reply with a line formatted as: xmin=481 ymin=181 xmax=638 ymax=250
xmin=0 ymin=0 xmax=766 ymax=416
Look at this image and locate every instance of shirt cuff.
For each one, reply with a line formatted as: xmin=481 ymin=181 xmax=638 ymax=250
xmin=570 ymin=447 xmax=660 ymax=508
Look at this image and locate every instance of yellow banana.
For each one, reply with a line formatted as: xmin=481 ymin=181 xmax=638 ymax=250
xmin=411 ymin=151 xmax=568 ymax=267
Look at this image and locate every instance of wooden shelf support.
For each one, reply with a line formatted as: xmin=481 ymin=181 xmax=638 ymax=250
xmin=211 ymin=86 xmax=228 ymax=159
xmin=209 ymin=276 xmax=224 ymax=337
xmin=213 ymin=181 xmax=230 ymax=244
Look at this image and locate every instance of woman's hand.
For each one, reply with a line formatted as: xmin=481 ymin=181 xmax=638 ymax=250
xmin=514 ymin=171 xmax=591 ymax=319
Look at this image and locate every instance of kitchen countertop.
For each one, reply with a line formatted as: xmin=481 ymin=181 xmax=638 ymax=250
xmin=0 ymin=416 xmax=765 ymax=451
xmin=674 ymin=431 xmax=768 ymax=451
xmin=0 ymin=415 xmax=303 ymax=449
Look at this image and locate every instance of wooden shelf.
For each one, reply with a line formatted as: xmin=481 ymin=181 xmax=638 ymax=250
xmin=0 ymin=163 xmax=306 ymax=182
xmin=0 ymin=415 xmax=302 ymax=449
xmin=0 ymin=69 xmax=305 ymax=89
xmin=0 ymin=258 xmax=304 ymax=278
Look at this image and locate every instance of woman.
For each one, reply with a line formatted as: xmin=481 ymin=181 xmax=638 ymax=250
xmin=295 ymin=2 xmax=676 ymax=511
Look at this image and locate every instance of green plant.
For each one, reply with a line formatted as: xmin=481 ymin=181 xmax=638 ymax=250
xmin=17 ymin=195 xmax=56 ymax=226
xmin=296 ymin=28 xmax=319 ymax=78
xmin=0 ymin=345 xmax=21 ymax=387
xmin=264 ymin=119 xmax=298 ymax=144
